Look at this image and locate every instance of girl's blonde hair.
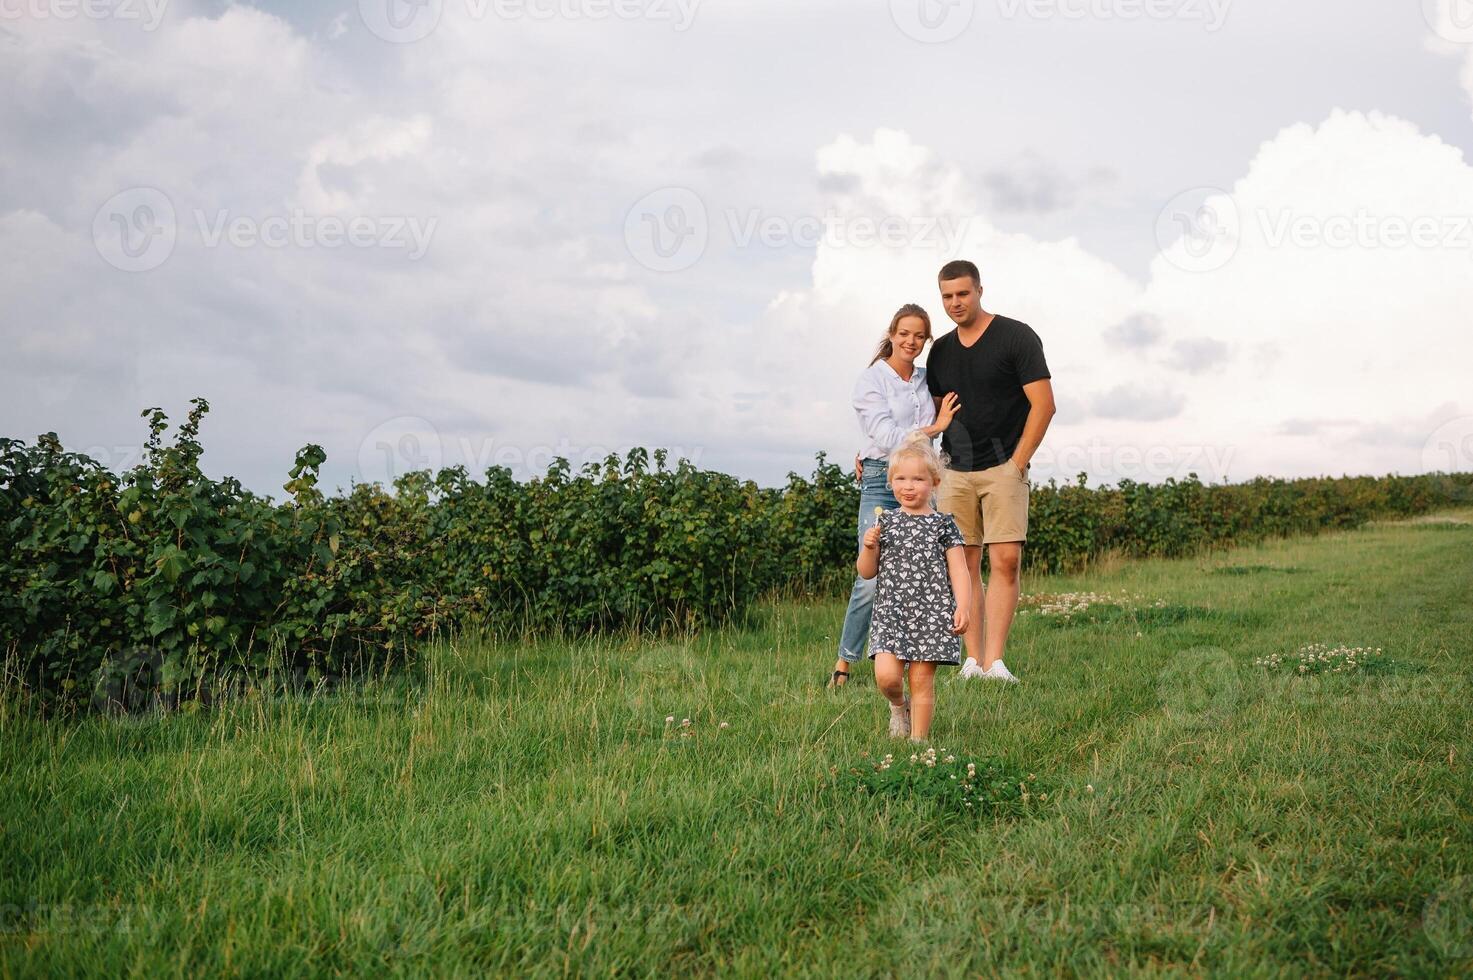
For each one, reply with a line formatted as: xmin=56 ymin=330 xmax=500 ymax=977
xmin=888 ymin=430 xmax=948 ymax=485
xmin=869 ymin=303 xmax=933 ymax=366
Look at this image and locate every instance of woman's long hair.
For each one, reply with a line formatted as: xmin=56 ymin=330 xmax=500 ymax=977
xmin=869 ymin=303 xmax=933 ymax=365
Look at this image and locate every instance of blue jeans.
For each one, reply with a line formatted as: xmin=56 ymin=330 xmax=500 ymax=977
xmin=837 ymin=459 xmax=899 ymax=663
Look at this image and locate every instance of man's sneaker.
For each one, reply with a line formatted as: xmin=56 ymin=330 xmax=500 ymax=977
xmin=981 ymin=660 xmax=1020 ymax=684
xmin=888 ymin=699 xmax=911 ymax=738
xmin=959 ymin=657 xmax=987 ymax=680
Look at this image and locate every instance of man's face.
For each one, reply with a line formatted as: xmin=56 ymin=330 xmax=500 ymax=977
xmin=939 ymin=277 xmax=982 ymax=326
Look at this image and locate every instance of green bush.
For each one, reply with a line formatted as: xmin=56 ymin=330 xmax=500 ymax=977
xmin=3 ymin=400 xmax=1470 ymax=707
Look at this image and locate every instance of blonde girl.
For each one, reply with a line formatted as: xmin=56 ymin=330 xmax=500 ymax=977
xmin=855 ymin=432 xmax=970 ymax=741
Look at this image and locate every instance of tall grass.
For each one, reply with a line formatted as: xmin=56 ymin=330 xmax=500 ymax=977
xmin=3 ymin=511 xmax=1471 ymax=976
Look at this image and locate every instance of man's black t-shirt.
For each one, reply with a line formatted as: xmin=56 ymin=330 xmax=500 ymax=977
xmin=925 ymin=315 xmax=1050 ymax=471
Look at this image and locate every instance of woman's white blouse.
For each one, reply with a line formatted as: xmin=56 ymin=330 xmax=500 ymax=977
xmin=852 ymin=359 xmax=937 ymax=460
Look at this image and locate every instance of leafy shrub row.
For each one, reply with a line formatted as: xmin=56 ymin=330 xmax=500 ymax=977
xmin=3 ymin=399 xmax=1469 ymax=705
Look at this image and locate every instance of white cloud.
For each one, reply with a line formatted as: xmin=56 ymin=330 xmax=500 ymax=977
xmin=1139 ymin=109 xmax=1473 ymax=478
xmin=755 ymin=112 xmax=1473 ymax=484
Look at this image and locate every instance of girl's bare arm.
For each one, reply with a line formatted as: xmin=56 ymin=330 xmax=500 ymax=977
xmin=856 ymin=525 xmax=880 ymax=579
xmin=945 ymin=546 xmax=970 ymax=634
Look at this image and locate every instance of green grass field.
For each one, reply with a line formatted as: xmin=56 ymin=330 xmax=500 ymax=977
xmin=4 ymin=511 xmax=1472 ymax=977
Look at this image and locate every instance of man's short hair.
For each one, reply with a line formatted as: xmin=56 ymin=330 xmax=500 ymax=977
xmin=937 ymin=259 xmax=980 ymax=286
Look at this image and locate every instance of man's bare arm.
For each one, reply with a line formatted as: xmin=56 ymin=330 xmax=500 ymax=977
xmin=1009 ymin=378 xmax=1056 ymax=472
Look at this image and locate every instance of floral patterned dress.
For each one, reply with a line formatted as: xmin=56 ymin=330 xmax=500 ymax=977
xmin=867 ymin=509 xmax=967 ymax=664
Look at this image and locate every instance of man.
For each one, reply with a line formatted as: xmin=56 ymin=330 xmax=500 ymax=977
xmin=926 ymin=259 xmax=1055 ymax=683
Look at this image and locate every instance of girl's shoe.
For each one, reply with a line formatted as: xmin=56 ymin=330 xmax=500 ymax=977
xmin=888 ymin=698 xmax=911 ymax=738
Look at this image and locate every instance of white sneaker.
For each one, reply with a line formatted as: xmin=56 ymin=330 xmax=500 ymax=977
xmin=959 ymin=658 xmax=987 ymax=680
xmin=981 ymin=660 xmax=1020 ymax=684
xmin=888 ymin=699 xmax=911 ymax=738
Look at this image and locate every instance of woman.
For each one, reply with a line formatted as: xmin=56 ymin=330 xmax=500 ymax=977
xmin=829 ymin=303 xmax=959 ymax=687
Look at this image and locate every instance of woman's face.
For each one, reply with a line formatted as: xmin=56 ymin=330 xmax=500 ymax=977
xmin=890 ymin=315 xmax=929 ymax=364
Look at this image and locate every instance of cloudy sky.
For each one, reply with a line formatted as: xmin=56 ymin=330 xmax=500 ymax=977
xmin=3 ymin=0 xmax=1473 ymax=497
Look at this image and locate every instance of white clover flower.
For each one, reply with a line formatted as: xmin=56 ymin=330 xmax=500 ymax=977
xmin=665 ymin=716 xmax=674 ymax=724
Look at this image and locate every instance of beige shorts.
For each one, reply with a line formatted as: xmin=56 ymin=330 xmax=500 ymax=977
xmin=937 ymin=461 xmax=1030 ymax=546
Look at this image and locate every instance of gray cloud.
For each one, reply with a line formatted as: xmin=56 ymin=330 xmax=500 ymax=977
xmin=1103 ymin=314 xmax=1164 ymax=349
xmin=1168 ymin=337 xmax=1231 ymax=373
xmin=1090 ymin=385 xmax=1186 ymax=422
xmin=983 ymin=169 xmax=1071 ymax=214
xmin=982 ymin=160 xmax=1117 ymax=215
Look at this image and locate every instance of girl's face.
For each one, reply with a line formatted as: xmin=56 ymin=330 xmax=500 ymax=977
xmin=889 ymin=456 xmax=935 ymax=508
xmin=889 ymin=315 xmax=929 ymax=365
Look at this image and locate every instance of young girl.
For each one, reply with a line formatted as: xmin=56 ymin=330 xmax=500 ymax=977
xmin=855 ymin=431 xmax=971 ymax=741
